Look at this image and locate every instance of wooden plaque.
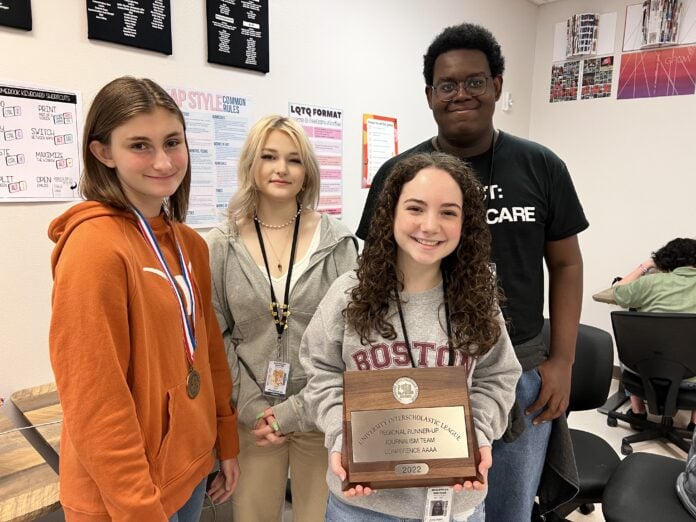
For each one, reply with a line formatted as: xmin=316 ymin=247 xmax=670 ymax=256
xmin=342 ymin=366 xmax=481 ymax=490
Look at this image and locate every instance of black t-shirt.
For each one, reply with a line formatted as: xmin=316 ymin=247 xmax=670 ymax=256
xmin=357 ymin=131 xmax=589 ymax=346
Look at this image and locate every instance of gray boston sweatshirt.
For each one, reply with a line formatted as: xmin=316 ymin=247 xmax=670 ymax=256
xmin=299 ymin=272 xmax=521 ymax=519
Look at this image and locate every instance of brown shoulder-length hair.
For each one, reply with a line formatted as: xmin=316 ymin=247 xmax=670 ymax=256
xmin=345 ymin=152 xmax=502 ymax=357
xmin=80 ymin=76 xmax=191 ymax=221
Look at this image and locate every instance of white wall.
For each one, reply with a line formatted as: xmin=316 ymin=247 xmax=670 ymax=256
xmin=0 ymin=0 xmax=539 ymax=400
xmin=529 ymin=0 xmax=696 ymax=336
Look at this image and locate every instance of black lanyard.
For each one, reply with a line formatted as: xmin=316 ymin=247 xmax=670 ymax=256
xmin=254 ymin=209 xmax=301 ymax=336
xmin=395 ymin=278 xmax=454 ymax=368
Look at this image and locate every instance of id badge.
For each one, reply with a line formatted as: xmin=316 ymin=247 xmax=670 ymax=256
xmin=263 ymin=360 xmax=290 ymax=398
xmin=424 ymin=486 xmax=453 ymax=522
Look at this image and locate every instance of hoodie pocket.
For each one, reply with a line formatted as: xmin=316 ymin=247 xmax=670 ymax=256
xmin=153 ymin=363 xmax=217 ymax=488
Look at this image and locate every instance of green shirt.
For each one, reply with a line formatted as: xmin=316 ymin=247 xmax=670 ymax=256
xmin=614 ymin=267 xmax=696 ymax=313
xmin=614 ymin=266 xmax=696 ymax=384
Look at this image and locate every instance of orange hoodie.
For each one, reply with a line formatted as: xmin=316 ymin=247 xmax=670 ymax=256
xmin=48 ymin=201 xmax=239 ymax=521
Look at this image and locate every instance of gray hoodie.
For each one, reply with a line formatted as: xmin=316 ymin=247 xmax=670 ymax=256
xmin=206 ymin=214 xmax=357 ymax=433
xmin=300 ymin=272 xmax=521 ymax=519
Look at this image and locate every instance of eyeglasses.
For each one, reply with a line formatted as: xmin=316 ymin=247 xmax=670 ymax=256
xmin=431 ymin=76 xmax=492 ymax=101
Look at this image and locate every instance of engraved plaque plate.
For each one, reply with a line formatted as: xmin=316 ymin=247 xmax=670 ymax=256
xmin=342 ymin=367 xmax=481 ymax=490
xmin=395 ymin=463 xmax=429 ymax=475
xmin=351 ymin=407 xmax=468 ymax=462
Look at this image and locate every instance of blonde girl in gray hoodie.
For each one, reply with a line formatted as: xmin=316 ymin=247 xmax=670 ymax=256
xmin=206 ymin=116 xmax=358 ymax=521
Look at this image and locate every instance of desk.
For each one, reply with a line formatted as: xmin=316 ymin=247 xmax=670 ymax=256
xmin=592 ymin=286 xmax=617 ymax=305
xmin=11 ymin=383 xmax=62 ymax=456
xmin=0 ymin=410 xmax=60 ymax=522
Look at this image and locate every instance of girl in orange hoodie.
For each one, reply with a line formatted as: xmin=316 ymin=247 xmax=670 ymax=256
xmin=48 ymin=77 xmax=240 ymax=521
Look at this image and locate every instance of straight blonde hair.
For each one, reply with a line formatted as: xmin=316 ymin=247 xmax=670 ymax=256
xmin=227 ymin=115 xmax=320 ymax=222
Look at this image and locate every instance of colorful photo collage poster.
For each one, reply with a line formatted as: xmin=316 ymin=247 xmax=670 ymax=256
xmin=581 ymin=56 xmax=614 ymax=99
xmin=550 ymin=57 xmax=614 ymax=102
xmin=550 ymin=61 xmax=580 ymax=102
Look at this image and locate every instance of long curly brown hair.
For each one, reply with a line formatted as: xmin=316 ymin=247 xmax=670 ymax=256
xmin=345 ymin=152 xmax=502 ymax=357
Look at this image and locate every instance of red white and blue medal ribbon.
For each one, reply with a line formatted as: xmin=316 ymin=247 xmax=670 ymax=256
xmin=131 ymin=207 xmax=197 ymax=364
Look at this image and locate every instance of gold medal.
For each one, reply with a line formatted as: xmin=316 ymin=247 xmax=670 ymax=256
xmin=186 ymin=368 xmax=201 ymax=399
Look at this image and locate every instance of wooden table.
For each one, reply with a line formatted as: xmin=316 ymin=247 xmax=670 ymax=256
xmin=0 ymin=410 xmax=60 ymax=522
xmin=10 ymin=383 xmax=62 ymax=456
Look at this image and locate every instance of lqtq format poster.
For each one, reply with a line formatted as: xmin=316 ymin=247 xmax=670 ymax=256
xmin=0 ymin=82 xmax=81 ymax=202
xmin=87 ymin=0 xmax=172 ymax=55
xmin=289 ymin=102 xmax=344 ymax=216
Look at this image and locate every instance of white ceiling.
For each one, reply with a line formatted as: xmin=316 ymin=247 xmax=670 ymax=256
xmin=528 ymin=0 xmax=563 ymax=4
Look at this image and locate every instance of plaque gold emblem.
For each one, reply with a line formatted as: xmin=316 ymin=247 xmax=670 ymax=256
xmin=392 ymin=377 xmax=419 ymax=404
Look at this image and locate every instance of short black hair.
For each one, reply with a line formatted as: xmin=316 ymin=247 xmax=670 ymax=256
xmin=652 ymin=238 xmax=696 ymax=272
xmin=423 ymin=23 xmax=505 ymax=85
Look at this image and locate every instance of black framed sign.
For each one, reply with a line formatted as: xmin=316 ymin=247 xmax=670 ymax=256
xmin=86 ymin=0 xmax=172 ymax=55
xmin=206 ymin=0 xmax=269 ymax=73
xmin=0 ymin=0 xmax=32 ymax=31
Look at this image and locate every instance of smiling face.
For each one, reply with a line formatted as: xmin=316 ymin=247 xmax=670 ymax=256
xmin=89 ymin=107 xmax=188 ymax=217
xmin=426 ymin=49 xmax=502 ymax=149
xmin=253 ymin=129 xmax=306 ymax=204
xmin=393 ymin=167 xmax=463 ymax=276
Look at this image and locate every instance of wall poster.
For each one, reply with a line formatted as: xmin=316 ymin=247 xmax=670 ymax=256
xmin=0 ymin=81 xmax=82 ymax=202
xmin=581 ymin=56 xmax=614 ymax=99
xmin=623 ymin=0 xmax=695 ymax=51
xmin=167 ymin=85 xmax=252 ymax=227
xmin=617 ymin=44 xmax=696 ymax=99
xmin=207 ymin=0 xmax=269 ymax=73
xmin=362 ymin=114 xmax=398 ymax=189
xmin=553 ymin=12 xmax=617 ymax=62
xmin=550 ymin=56 xmax=615 ymax=102
xmin=87 ymin=0 xmax=172 ymax=55
xmin=566 ymin=13 xmax=600 ymax=58
xmin=288 ymin=102 xmax=343 ymax=217
xmin=549 ymin=61 xmax=580 ymax=102
xmin=0 ymin=0 xmax=32 ymax=30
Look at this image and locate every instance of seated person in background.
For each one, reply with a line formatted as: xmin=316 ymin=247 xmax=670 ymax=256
xmin=613 ymin=237 xmax=696 ymax=429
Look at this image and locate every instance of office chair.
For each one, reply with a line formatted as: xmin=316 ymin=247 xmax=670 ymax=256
xmin=539 ymin=321 xmax=619 ymax=519
xmin=602 ymin=452 xmax=693 ymax=522
xmin=607 ymin=311 xmax=696 ymax=455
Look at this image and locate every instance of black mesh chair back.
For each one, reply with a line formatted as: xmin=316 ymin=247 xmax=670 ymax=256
xmin=611 ymin=311 xmax=696 ymax=418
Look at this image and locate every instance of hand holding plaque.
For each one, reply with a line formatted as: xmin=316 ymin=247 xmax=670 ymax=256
xmin=341 ymin=366 xmax=482 ymax=490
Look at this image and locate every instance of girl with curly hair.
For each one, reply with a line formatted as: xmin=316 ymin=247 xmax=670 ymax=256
xmin=300 ymin=152 xmax=521 ymax=521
